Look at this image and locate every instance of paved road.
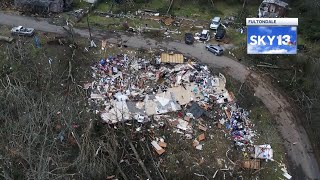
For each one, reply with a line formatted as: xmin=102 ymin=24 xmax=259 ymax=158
xmin=1 ymin=12 xmax=319 ymax=179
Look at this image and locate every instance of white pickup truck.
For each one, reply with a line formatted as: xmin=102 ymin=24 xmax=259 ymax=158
xmin=11 ymin=26 xmax=35 ymax=36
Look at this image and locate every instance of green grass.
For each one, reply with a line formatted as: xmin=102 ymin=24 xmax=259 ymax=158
xmin=143 ymin=0 xmax=167 ymax=10
xmin=0 ymin=25 xmax=11 ymax=36
xmin=93 ymin=0 xmax=252 ymax=19
xmin=171 ymin=1 xmax=234 ymax=20
xmin=73 ymin=0 xmax=90 ymax=9
xmin=227 ymin=28 xmax=246 ymax=46
xmin=96 ymin=1 xmax=112 ymax=12
xmin=78 ymin=0 xmax=260 ymax=46
xmin=224 ymin=74 xmax=287 ymax=179
xmin=249 ymin=106 xmax=287 ymax=179
xmin=77 ymin=13 xmax=162 ymax=30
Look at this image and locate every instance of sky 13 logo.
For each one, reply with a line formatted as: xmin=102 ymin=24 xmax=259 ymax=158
xmin=247 ymin=26 xmax=297 ymax=54
xmin=250 ymin=35 xmax=291 ymax=46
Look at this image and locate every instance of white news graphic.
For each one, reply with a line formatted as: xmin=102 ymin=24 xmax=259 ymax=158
xmin=246 ymin=18 xmax=298 ymax=55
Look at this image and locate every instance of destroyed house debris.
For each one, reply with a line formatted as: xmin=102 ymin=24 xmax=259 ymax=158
xmin=258 ymin=0 xmax=289 ymax=18
xmin=87 ymin=54 xmax=233 ymax=124
xmin=87 ymin=54 xmax=256 ymax=150
xmin=221 ymin=104 xmax=256 ymax=150
xmin=188 ymin=102 xmax=205 ymax=119
xmin=86 ymin=53 xmax=289 ymax=178
xmin=14 ymin=0 xmax=73 ymax=13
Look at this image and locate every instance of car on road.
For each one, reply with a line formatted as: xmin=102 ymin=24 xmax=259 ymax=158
xmin=185 ymin=33 xmax=194 ymax=44
xmin=210 ymin=17 xmax=221 ymax=30
xmin=214 ymin=26 xmax=226 ymax=41
xmin=199 ymin=30 xmax=210 ymax=41
xmin=205 ymin=44 xmax=223 ymax=56
xmin=11 ymin=26 xmax=35 ymax=36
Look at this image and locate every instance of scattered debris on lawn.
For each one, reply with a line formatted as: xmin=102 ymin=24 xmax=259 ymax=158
xmin=151 ymin=140 xmax=166 ymax=155
xmin=162 ymin=17 xmax=175 ymax=26
xmin=282 ymin=167 xmax=292 ymax=179
xmin=254 ymin=144 xmax=273 ymax=160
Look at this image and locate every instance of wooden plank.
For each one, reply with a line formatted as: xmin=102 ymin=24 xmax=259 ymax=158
xmin=198 ymin=133 xmax=205 ymax=141
xmin=193 ymin=139 xmax=199 ymax=147
xmin=198 ymin=125 xmax=208 ymax=131
xmin=241 ymin=160 xmax=260 ymax=170
xmin=159 ymin=142 xmax=167 ymax=148
xmin=160 ymin=53 xmax=184 ymax=63
xmin=151 ymin=141 xmax=165 ymax=155
xmin=217 ymin=123 xmax=222 ymax=129
xmin=225 ymin=109 xmax=231 ymax=119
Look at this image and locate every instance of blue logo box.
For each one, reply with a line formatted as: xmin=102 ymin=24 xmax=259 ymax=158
xmin=247 ymin=26 xmax=297 ymax=54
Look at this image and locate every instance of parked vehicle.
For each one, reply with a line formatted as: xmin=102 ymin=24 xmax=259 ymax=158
xmin=185 ymin=33 xmax=194 ymax=44
xmin=214 ymin=26 xmax=226 ymax=41
xmin=205 ymin=44 xmax=223 ymax=56
xmin=11 ymin=26 xmax=35 ymax=36
xmin=199 ymin=30 xmax=210 ymax=41
xmin=210 ymin=17 xmax=221 ymax=30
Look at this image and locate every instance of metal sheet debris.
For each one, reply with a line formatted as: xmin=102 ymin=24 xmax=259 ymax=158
xmin=196 ymin=144 xmax=203 ymax=150
xmin=281 ymin=168 xmax=292 ymax=179
xmin=101 ymin=101 xmax=130 ymax=124
xmin=254 ymin=144 xmax=273 ymax=160
xmin=188 ymin=102 xmax=205 ymax=118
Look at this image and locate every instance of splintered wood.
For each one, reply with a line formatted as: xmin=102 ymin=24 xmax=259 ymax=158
xmin=101 ymin=40 xmax=107 ymax=50
xmin=198 ymin=133 xmax=205 ymax=141
xmin=162 ymin=17 xmax=175 ymax=26
xmin=217 ymin=123 xmax=222 ymax=129
xmin=198 ymin=125 xmax=208 ymax=131
xmin=225 ymin=108 xmax=231 ymax=119
xmin=159 ymin=142 xmax=167 ymax=148
xmin=193 ymin=139 xmax=199 ymax=147
xmin=241 ymin=160 xmax=261 ymax=170
xmin=151 ymin=141 xmax=165 ymax=155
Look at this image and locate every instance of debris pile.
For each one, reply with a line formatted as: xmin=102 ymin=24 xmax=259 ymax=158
xmin=85 ymin=53 xmax=290 ymax=178
xmin=219 ymin=103 xmax=256 ymax=150
xmin=86 ymin=54 xmax=234 ymax=125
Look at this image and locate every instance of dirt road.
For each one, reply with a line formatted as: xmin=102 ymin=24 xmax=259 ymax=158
xmin=0 ymin=12 xmax=319 ymax=179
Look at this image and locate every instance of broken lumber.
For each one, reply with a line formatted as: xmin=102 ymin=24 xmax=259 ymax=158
xmin=0 ymin=35 xmax=13 ymax=42
xmin=151 ymin=141 xmax=165 ymax=155
xmin=256 ymin=64 xmax=280 ymax=69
